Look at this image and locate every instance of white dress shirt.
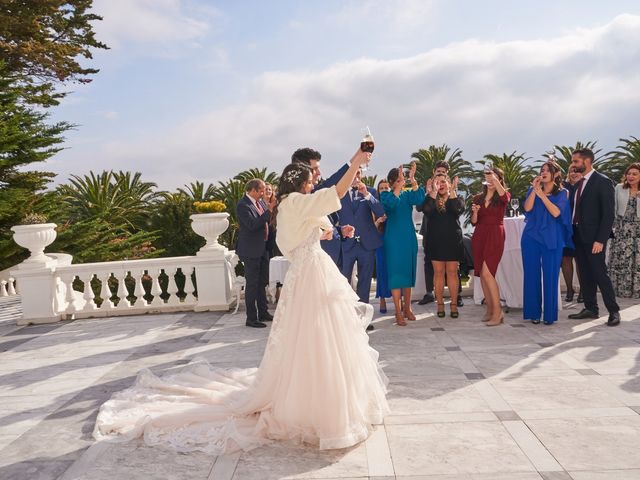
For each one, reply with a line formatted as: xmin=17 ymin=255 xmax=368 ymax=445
xmin=572 ymin=169 xmax=595 ymax=224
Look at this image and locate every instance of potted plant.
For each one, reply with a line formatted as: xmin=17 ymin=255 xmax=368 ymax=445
xmin=11 ymin=214 xmax=58 ymax=265
xmin=190 ymin=201 xmax=230 ymax=254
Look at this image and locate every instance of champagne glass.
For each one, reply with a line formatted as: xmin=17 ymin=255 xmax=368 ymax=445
xmin=510 ymin=198 xmax=520 ymax=216
xmin=359 ymin=126 xmax=374 ymax=172
xmin=482 ymin=161 xmax=493 ymax=186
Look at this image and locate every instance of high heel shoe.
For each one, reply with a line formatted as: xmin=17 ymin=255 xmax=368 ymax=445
xmin=564 ymin=289 xmax=575 ymax=302
xmin=436 ymin=303 xmax=445 ymax=318
xmin=404 ymin=310 xmax=416 ymax=321
xmin=395 ymin=312 xmax=407 ymax=326
xmin=450 ymin=305 xmax=459 ymax=318
xmin=486 ymin=315 xmax=504 ymax=327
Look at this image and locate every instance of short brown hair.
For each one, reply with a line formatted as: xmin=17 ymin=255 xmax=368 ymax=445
xmin=572 ymin=148 xmax=595 ymax=162
xmin=434 ymin=161 xmax=450 ymax=172
xmin=245 ymin=179 xmax=264 ymax=192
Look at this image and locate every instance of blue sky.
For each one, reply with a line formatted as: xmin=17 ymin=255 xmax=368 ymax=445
xmin=50 ymin=0 xmax=640 ymax=189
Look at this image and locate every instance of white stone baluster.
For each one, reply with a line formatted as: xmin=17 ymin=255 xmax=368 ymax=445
xmin=82 ymin=273 xmax=98 ymax=311
xmin=183 ymin=266 xmax=196 ymax=304
xmin=116 ymin=272 xmax=131 ymax=309
xmin=166 ymin=267 xmax=180 ymax=306
xmin=63 ymin=274 xmax=79 ymax=314
xmin=100 ymin=273 xmax=115 ymax=310
xmin=8 ymin=278 xmax=16 ymax=296
xmin=133 ymin=269 xmax=148 ymax=307
xmin=150 ymin=268 xmax=163 ymax=306
xmin=0 ymin=281 xmax=7 ymax=297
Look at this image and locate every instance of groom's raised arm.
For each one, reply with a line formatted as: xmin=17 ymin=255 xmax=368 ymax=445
xmin=316 ymin=163 xmax=350 ymax=191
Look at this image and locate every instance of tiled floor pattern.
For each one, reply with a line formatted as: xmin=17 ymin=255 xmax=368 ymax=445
xmin=1 ymin=295 xmax=639 ymax=479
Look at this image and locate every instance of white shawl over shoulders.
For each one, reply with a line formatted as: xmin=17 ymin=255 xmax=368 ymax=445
xmin=275 ymin=186 xmax=341 ymax=258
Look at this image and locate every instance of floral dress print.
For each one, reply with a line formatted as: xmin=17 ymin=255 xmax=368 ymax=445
xmin=609 ymin=196 xmax=640 ymax=298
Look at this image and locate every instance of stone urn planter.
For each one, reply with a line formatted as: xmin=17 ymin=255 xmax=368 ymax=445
xmin=11 ymin=223 xmax=58 ymax=265
xmin=190 ymin=213 xmax=230 ymax=255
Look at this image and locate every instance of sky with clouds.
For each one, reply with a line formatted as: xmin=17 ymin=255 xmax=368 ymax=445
xmin=49 ymin=0 xmax=640 ymax=190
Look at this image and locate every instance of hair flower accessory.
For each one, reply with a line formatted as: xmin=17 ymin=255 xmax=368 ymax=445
xmin=283 ymin=169 xmax=302 ymax=184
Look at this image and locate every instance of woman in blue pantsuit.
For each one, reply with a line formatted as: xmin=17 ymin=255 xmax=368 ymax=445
xmin=521 ymin=160 xmax=573 ymax=324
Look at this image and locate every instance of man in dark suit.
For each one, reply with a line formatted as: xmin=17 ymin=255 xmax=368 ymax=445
xmin=339 ymin=169 xmax=385 ymax=315
xmin=291 ymin=148 xmax=351 ymax=268
xmin=567 ymin=148 xmax=620 ymax=326
xmin=236 ymin=179 xmax=275 ymax=328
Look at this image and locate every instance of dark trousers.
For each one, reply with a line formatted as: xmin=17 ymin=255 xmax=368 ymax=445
xmin=573 ymin=228 xmax=619 ymax=314
xmin=341 ymin=244 xmax=375 ymax=304
xmin=423 ymin=250 xmax=462 ymax=295
xmin=241 ymin=251 xmax=270 ymax=321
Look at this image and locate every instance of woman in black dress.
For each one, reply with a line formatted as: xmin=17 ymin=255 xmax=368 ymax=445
xmin=423 ymin=173 xmax=465 ymax=317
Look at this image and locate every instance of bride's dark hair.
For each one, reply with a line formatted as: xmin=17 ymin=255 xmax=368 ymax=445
xmin=271 ymin=163 xmax=313 ymax=227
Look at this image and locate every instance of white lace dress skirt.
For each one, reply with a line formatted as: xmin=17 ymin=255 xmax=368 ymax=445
xmin=94 ymin=231 xmax=389 ymax=453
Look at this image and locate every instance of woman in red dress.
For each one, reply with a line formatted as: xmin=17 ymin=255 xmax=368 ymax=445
xmin=471 ymin=167 xmax=510 ymax=326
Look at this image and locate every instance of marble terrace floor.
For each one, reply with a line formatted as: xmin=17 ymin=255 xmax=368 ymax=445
xmin=1 ymin=294 xmax=640 ymax=480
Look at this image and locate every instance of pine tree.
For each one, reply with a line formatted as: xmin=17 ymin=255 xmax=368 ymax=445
xmin=0 ymin=62 xmax=70 ymax=268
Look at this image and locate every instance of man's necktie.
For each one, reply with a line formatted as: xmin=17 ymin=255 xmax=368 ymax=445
xmin=256 ymin=201 xmax=268 ymax=240
xmin=573 ymin=179 xmax=585 ymax=225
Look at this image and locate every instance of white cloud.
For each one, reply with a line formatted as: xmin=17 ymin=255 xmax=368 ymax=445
xmin=334 ymin=0 xmax=438 ymax=30
xmin=92 ymin=0 xmax=215 ymax=51
xmin=59 ymin=14 xmax=640 ymax=189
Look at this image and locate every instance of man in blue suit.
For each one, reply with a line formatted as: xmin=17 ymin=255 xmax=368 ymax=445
xmin=236 ymin=179 xmax=275 ymax=328
xmin=291 ymin=148 xmax=351 ymax=268
xmin=339 ymin=169 xmax=385 ymax=326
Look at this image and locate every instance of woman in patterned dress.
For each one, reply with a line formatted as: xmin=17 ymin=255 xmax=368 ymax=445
xmin=609 ymin=163 xmax=640 ymax=298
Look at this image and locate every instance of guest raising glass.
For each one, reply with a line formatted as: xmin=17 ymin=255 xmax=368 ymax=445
xmin=471 ymin=166 xmax=510 ymax=326
xmin=423 ymin=174 xmax=465 ymax=318
xmin=380 ymin=161 xmax=426 ymax=326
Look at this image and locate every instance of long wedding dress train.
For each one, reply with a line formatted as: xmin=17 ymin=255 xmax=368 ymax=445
xmin=94 ymin=186 xmax=389 ymax=453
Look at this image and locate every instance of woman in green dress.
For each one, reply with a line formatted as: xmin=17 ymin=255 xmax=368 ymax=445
xmin=380 ymin=162 xmax=426 ymax=326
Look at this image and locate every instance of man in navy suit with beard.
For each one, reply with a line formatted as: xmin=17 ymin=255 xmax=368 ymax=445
xmin=567 ymin=148 xmax=620 ymax=326
xmin=338 ymin=169 xmax=385 ymax=330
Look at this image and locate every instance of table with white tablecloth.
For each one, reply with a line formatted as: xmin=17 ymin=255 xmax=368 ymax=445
xmin=267 ymin=256 xmax=290 ymax=302
xmin=473 ymin=215 xmax=561 ymax=309
xmin=268 ymin=233 xmax=427 ymax=301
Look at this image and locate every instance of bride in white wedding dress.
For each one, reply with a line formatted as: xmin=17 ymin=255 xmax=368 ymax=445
xmin=93 ymin=150 xmax=389 ymax=453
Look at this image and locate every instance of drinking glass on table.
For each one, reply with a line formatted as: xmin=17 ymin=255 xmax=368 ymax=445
xmin=510 ymin=198 xmax=520 ymax=216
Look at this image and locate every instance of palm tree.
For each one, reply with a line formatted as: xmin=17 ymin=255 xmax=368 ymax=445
xmin=58 ymin=170 xmax=159 ymax=230
xmin=361 ymin=175 xmax=378 ymax=188
xmin=410 ymin=145 xmax=475 ymax=195
xmin=234 ymin=168 xmax=280 ymax=185
xmin=540 ymin=141 xmax=603 ymax=175
xmin=605 ymin=136 xmax=640 ymax=183
xmin=177 ymin=181 xmax=217 ymax=201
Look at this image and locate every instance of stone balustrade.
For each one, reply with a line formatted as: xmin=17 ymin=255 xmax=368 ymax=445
xmin=0 ymin=274 xmax=18 ymax=297
xmin=54 ymin=257 xmax=198 ymax=319
xmin=9 ymin=213 xmax=241 ymax=325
